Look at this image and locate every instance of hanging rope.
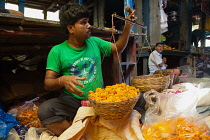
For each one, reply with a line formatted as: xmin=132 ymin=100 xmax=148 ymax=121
xmin=92 ymin=9 xmax=164 ymax=89
xmin=111 ymin=14 xmax=126 ymax=83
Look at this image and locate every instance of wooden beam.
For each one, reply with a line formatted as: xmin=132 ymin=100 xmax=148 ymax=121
xmin=47 ymin=0 xmax=58 ymax=10
xmin=0 ymin=13 xmax=60 ymax=27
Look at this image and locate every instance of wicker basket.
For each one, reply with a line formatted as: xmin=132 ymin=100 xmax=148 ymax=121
xmin=130 ymin=74 xmax=170 ymax=92
xmin=88 ymin=94 xmax=140 ymax=120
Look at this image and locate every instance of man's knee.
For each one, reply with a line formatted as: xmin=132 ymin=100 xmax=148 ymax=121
xmin=166 ymin=69 xmax=174 ymax=74
xmin=38 ymin=99 xmax=56 ymax=119
xmin=173 ymin=69 xmax=180 ymax=75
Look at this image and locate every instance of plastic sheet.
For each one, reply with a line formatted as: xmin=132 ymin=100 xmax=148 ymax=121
xmin=0 ymin=108 xmax=19 ymax=140
xmin=142 ymin=90 xmax=210 ymax=139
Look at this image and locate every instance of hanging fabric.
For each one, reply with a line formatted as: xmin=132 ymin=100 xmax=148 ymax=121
xmin=159 ymin=0 xmax=168 ymax=34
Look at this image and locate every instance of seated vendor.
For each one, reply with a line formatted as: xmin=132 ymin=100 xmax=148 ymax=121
xmin=37 ymin=3 xmax=139 ymax=136
xmin=196 ymin=53 xmax=209 ymax=78
xmin=148 ymin=42 xmax=180 ymax=88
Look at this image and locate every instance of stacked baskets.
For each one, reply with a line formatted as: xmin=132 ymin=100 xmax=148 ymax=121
xmin=130 ymin=74 xmax=170 ymax=92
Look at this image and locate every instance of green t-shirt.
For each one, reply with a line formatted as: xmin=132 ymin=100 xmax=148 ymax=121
xmin=46 ymin=37 xmax=112 ymax=100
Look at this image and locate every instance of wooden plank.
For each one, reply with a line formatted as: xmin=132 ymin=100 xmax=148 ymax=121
xmin=7 ymin=0 xmax=66 ymax=12
xmin=0 ymin=13 xmax=60 ymax=27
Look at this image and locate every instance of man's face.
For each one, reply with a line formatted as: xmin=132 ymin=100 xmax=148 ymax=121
xmin=155 ymin=44 xmax=164 ymax=53
xmin=200 ymin=55 xmax=205 ymax=60
xmin=70 ymin=18 xmax=91 ymax=40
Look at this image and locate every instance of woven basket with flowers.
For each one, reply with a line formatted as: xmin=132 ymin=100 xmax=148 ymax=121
xmin=88 ymin=83 xmax=140 ymax=120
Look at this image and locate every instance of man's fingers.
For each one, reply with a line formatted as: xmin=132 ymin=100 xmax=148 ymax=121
xmin=129 ymin=9 xmax=136 ymax=15
xmin=74 ymin=88 xmax=84 ymax=96
xmin=74 ymin=76 xmax=85 ymax=88
xmin=67 ymin=84 xmax=84 ymax=96
xmin=74 ymin=80 xmax=85 ymax=88
xmin=75 ymin=76 xmax=86 ymax=80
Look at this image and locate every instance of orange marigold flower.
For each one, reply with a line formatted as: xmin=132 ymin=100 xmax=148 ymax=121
xmin=88 ymin=83 xmax=139 ymax=102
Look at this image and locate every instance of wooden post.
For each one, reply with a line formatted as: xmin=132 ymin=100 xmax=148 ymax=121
xmin=149 ymin=0 xmax=160 ymax=46
xmin=201 ymin=11 xmax=206 ymax=49
xmin=180 ymin=0 xmax=193 ymax=51
xmin=135 ymin=0 xmax=143 ymax=45
xmin=43 ymin=8 xmax=47 ymax=20
xmin=93 ymin=0 xmax=98 ymax=27
xmin=98 ymin=0 xmax=105 ymax=27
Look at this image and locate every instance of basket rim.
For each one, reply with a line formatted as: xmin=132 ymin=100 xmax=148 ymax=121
xmin=131 ymin=74 xmax=170 ymax=79
xmin=88 ymin=92 xmax=140 ymax=104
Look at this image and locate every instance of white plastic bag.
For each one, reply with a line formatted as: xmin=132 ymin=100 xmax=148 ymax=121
xmin=172 ymin=82 xmax=198 ymax=89
xmin=144 ymin=89 xmax=199 ymax=118
xmin=172 ymin=83 xmax=210 ymax=107
xmin=24 ymin=127 xmax=39 ymax=140
xmin=197 ymin=88 xmax=210 ymax=106
xmin=161 ymin=90 xmax=198 ymax=118
xmin=142 ymin=90 xmax=210 ymax=139
xmin=5 ymin=128 xmax=20 ymax=140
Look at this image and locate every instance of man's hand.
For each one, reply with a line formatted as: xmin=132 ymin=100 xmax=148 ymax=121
xmin=125 ymin=9 xmax=137 ymax=27
xmin=60 ymin=75 xmax=86 ymax=96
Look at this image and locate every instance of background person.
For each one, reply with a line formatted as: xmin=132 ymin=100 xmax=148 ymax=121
xmin=148 ymin=42 xmax=180 ymax=88
xmin=196 ymin=53 xmax=209 ymax=78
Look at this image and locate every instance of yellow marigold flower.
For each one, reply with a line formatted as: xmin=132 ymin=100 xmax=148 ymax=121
xmin=88 ymin=83 xmax=139 ymax=102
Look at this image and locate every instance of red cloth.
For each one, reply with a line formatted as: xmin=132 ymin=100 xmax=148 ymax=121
xmin=81 ymin=100 xmax=91 ymax=107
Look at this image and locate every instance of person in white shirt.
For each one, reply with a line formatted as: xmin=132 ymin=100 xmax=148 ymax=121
xmin=148 ymin=42 xmax=180 ymax=88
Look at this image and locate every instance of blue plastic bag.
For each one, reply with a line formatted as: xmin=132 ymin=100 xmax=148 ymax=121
xmin=0 ymin=108 xmax=19 ymax=140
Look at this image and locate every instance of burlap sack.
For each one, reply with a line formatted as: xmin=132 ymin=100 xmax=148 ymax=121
xmin=40 ymin=107 xmax=145 ymax=140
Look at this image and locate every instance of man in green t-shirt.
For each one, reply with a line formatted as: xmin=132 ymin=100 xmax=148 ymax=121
xmin=38 ymin=3 xmax=136 ymax=136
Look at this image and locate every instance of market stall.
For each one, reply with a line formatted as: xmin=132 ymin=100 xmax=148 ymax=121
xmin=1 ymin=0 xmax=210 ymax=139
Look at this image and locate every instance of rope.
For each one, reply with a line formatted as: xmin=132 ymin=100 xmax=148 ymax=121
xmin=111 ymin=14 xmax=126 ymax=83
xmin=136 ymin=29 xmax=163 ymax=76
xmin=19 ymin=15 xmax=25 ymax=31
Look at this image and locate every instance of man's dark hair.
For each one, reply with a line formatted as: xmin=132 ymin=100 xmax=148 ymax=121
xmin=59 ymin=3 xmax=90 ymax=34
xmin=155 ymin=42 xmax=164 ymax=47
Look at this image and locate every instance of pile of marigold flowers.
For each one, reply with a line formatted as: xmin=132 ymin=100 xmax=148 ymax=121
xmin=88 ymin=83 xmax=139 ymax=102
xmin=142 ymin=117 xmax=210 ymax=140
